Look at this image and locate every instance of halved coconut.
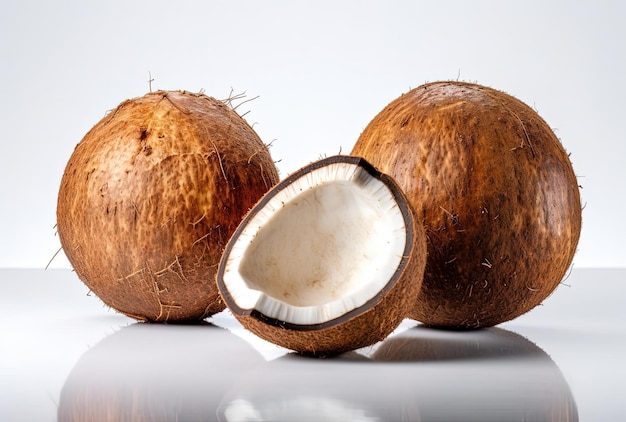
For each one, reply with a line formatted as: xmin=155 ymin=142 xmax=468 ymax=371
xmin=217 ymin=155 xmax=427 ymax=355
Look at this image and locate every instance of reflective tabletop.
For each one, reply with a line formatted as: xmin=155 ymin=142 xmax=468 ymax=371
xmin=1 ymin=268 xmax=624 ymax=421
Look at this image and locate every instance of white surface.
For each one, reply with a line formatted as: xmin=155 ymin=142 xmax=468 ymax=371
xmin=1 ymin=1 xmax=625 ymax=269
xmin=1 ymin=268 xmax=624 ymax=421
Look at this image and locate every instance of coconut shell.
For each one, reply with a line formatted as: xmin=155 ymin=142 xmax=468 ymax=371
xmin=218 ymin=156 xmax=428 ymax=355
xmin=234 ymin=225 xmax=425 ymax=356
xmin=57 ymin=90 xmax=279 ymax=322
xmin=352 ymin=81 xmax=582 ymax=328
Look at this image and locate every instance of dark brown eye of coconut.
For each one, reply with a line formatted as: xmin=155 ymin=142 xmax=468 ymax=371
xmin=216 ymin=155 xmax=427 ymax=355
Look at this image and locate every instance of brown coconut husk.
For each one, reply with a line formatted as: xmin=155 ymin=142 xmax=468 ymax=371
xmin=57 ymin=90 xmax=279 ymax=322
xmin=352 ymin=81 xmax=582 ymax=328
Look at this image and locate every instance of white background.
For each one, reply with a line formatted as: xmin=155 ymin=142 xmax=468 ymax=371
xmin=1 ymin=0 xmax=624 ymax=269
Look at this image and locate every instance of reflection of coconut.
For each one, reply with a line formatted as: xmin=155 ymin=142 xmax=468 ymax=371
xmin=58 ymin=323 xmax=264 ymax=422
xmin=217 ymin=352 xmax=396 ymax=422
xmin=374 ymin=327 xmax=579 ymax=421
xmin=218 ymin=327 xmax=577 ymax=422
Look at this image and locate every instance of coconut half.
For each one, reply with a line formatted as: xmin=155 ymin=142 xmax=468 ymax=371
xmin=217 ymin=155 xmax=427 ymax=355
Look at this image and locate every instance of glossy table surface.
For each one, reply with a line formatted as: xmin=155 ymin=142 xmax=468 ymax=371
xmin=1 ymin=268 xmax=624 ymax=421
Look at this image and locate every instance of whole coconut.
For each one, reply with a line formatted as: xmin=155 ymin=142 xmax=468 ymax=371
xmin=57 ymin=90 xmax=279 ymax=322
xmin=352 ymin=81 xmax=582 ymax=328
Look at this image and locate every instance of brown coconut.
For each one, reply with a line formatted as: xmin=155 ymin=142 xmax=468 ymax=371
xmin=217 ymin=155 xmax=427 ymax=355
xmin=352 ymin=81 xmax=582 ymax=328
xmin=56 ymin=90 xmax=279 ymax=322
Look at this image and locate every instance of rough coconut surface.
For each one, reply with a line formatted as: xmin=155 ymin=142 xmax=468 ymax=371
xmin=218 ymin=156 xmax=427 ymax=355
xmin=352 ymin=81 xmax=582 ymax=328
xmin=57 ymin=90 xmax=279 ymax=322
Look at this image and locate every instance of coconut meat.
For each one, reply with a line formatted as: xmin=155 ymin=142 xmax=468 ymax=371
xmin=221 ymin=162 xmax=407 ymax=326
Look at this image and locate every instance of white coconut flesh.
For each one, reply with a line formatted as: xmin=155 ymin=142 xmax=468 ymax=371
xmin=220 ymin=160 xmax=408 ymax=326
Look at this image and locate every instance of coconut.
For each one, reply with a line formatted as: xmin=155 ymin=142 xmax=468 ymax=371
xmin=56 ymin=90 xmax=279 ymax=322
xmin=352 ymin=81 xmax=582 ymax=328
xmin=217 ymin=155 xmax=427 ymax=355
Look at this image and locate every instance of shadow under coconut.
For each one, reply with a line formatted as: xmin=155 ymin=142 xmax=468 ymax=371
xmin=217 ymin=327 xmax=578 ymax=422
xmin=374 ymin=325 xmax=549 ymax=362
xmin=57 ymin=322 xmax=265 ymax=422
